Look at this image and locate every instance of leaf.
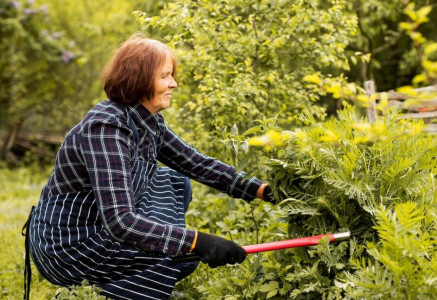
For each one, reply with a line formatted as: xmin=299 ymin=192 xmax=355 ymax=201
xmin=242 ymin=126 xmax=262 ymax=136
xmin=259 ymin=281 xmax=279 ymax=293
xmin=241 ymin=140 xmax=249 ymax=153
xmin=231 ymin=124 xmax=238 ymax=136
xmin=266 ymin=290 xmax=278 ymax=299
xmin=399 ymin=22 xmax=414 ymax=31
xmin=396 ymin=86 xmax=418 ymax=96
xmin=215 ymin=221 xmax=228 ymax=230
xmin=395 ymin=202 xmax=423 ymax=229
xmin=303 ymin=74 xmax=323 ymax=85
xmin=424 ymin=43 xmax=437 ymax=55
xmin=416 ymin=5 xmax=432 ymax=19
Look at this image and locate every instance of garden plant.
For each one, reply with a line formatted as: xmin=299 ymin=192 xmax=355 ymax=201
xmin=1 ymin=0 xmax=437 ymax=299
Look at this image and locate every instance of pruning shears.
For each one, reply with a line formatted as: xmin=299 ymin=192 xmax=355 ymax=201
xmin=172 ymin=231 xmax=353 ymax=264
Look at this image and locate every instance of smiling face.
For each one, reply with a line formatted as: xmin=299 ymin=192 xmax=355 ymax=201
xmin=142 ymin=55 xmax=177 ymax=114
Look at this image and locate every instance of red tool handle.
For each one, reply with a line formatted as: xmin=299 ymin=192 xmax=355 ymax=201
xmin=242 ymin=233 xmax=334 ymax=253
xmin=171 ymin=232 xmax=350 ymax=264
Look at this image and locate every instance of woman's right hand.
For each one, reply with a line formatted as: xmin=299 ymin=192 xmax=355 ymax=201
xmin=192 ymin=232 xmax=247 ymax=268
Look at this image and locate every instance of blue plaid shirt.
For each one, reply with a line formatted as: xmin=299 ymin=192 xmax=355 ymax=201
xmin=40 ymin=100 xmax=263 ymax=255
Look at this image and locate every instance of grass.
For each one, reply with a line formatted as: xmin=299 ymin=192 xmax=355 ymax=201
xmin=0 ymin=165 xmax=59 ymax=299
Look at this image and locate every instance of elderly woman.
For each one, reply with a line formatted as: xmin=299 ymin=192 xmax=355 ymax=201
xmin=25 ymin=33 xmax=273 ymax=300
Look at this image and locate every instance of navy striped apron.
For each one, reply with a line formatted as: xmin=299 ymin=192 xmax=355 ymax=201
xmin=27 ymin=109 xmax=198 ymax=299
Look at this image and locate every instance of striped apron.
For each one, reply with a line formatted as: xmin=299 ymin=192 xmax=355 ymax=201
xmin=28 ymin=109 xmax=198 ymax=299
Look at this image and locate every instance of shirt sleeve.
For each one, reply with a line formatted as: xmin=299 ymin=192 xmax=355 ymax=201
xmin=157 ymin=125 xmax=263 ymax=201
xmin=80 ymin=118 xmax=195 ymax=256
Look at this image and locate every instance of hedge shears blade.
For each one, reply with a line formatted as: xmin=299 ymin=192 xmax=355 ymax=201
xmin=171 ymin=231 xmax=351 ymax=264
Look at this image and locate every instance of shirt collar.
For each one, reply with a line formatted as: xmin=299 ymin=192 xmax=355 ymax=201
xmin=126 ymin=102 xmax=165 ymax=135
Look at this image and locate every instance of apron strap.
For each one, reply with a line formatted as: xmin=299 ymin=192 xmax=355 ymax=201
xmin=22 ymin=205 xmax=35 ymax=300
xmin=126 ymin=107 xmax=139 ymax=158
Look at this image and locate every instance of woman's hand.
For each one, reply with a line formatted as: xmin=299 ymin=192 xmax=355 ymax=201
xmin=256 ymin=184 xmax=275 ymax=204
xmin=192 ymin=232 xmax=247 ymax=268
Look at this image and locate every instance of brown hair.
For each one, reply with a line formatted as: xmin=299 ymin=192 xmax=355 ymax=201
xmin=102 ymin=33 xmax=178 ymax=104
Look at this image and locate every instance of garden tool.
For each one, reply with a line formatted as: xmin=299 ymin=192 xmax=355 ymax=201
xmin=171 ymin=231 xmax=351 ymax=264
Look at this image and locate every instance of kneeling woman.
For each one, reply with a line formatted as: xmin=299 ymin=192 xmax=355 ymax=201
xmin=27 ymin=33 xmax=272 ymax=300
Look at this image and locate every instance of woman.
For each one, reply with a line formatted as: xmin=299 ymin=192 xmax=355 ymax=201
xmin=26 ymin=33 xmax=273 ymax=300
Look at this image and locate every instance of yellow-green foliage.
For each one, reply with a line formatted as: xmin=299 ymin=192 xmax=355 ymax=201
xmin=136 ymin=0 xmax=358 ymax=161
xmin=229 ymin=105 xmax=437 ymax=299
xmin=341 ymin=202 xmax=437 ymax=299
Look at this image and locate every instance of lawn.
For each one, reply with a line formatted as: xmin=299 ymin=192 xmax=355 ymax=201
xmin=0 ymin=166 xmax=59 ymax=299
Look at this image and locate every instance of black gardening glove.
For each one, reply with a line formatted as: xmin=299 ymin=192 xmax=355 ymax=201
xmin=193 ymin=232 xmax=247 ymax=268
xmin=262 ymin=185 xmax=276 ymax=204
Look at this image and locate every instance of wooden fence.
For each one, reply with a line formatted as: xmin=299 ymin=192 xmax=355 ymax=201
xmin=365 ymin=80 xmax=437 ymax=132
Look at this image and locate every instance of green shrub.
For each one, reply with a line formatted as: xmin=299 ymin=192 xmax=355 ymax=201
xmin=138 ymin=0 xmax=358 ymax=162
xmin=2 ymin=113 xmax=435 ymax=299
xmin=340 ymin=202 xmax=437 ymax=299
xmin=54 ymin=280 xmax=107 ymax=300
xmin=177 ymin=105 xmax=437 ymax=299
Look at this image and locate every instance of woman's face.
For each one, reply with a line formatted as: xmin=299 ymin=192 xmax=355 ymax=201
xmin=142 ymin=55 xmax=177 ymax=114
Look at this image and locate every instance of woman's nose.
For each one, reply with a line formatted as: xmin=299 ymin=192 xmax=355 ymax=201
xmin=169 ymin=77 xmax=177 ymax=88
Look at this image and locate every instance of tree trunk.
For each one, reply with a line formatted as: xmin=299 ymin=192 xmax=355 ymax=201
xmin=0 ymin=121 xmax=22 ymax=165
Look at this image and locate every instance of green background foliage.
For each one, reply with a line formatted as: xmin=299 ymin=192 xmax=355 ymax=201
xmin=1 ymin=0 xmax=437 ymax=299
xmin=346 ymin=0 xmax=437 ymax=89
xmin=138 ymin=0 xmax=357 ymax=161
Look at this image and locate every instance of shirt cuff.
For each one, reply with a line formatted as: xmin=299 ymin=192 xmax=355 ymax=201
xmin=230 ymin=172 xmax=264 ymax=202
xmin=157 ymin=226 xmax=197 ymax=256
xmin=189 ymin=231 xmax=198 ymax=253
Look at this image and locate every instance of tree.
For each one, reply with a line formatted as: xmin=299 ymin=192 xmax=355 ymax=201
xmin=137 ymin=0 xmax=358 ymax=162
xmin=0 ymin=0 xmax=71 ymax=163
xmin=346 ymin=0 xmax=437 ymax=90
xmin=0 ymin=0 xmax=149 ymax=164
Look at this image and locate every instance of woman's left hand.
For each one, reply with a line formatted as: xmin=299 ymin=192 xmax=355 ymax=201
xmin=257 ymin=184 xmax=276 ymax=204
